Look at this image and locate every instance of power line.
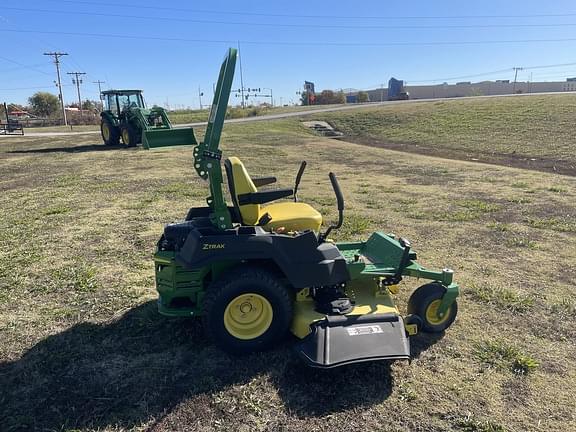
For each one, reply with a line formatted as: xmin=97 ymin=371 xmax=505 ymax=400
xmin=44 ymin=52 xmax=68 ymax=125
xmin=0 ymin=54 xmax=52 ymax=76
xmin=9 ymin=7 xmax=576 ymax=30
xmin=0 ymin=63 xmax=51 ymax=74
xmin=38 ymin=0 xmax=576 ymax=20
xmin=0 ymin=85 xmax=66 ymax=91
xmin=406 ymin=68 xmax=514 ymax=84
xmin=4 ymin=29 xmax=576 ymax=47
xmin=359 ymin=61 xmax=576 ymax=88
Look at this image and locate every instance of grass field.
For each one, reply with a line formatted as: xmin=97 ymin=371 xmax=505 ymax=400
xmin=317 ymin=94 xmax=576 ymax=175
xmin=1 ymin=97 xmax=575 ymax=431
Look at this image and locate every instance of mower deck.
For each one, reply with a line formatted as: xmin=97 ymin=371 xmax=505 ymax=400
xmin=292 ymin=281 xmax=411 ymax=368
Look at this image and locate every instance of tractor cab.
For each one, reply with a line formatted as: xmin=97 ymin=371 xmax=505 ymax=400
xmin=102 ymin=90 xmax=146 ymax=117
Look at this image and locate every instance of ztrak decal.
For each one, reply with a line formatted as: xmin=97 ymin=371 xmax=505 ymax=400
xmin=202 ymin=243 xmax=226 ymax=250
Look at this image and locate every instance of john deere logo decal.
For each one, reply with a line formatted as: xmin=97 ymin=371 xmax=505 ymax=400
xmin=202 ymin=243 xmax=225 ymax=250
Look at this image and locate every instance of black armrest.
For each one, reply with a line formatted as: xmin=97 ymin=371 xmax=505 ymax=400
xmin=252 ymin=176 xmax=277 ymax=187
xmin=238 ymin=188 xmax=293 ymax=205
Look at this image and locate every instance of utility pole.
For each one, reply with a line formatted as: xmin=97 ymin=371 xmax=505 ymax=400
xmin=262 ymin=87 xmax=274 ymax=106
xmin=198 ymin=86 xmax=204 ymax=109
xmin=93 ymin=80 xmax=105 ymax=110
xmin=237 ymin=41 xmax=246 ymax=108
xmin=512 ymin=67 xmax=523 ymax=94
xmin=68 ymin=72 xmax=86 ymax=121
xmin=43 ymin=52 xmax=68 ymax=126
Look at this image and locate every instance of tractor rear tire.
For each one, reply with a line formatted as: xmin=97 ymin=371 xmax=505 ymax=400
xmin=101 ymin=120 xmax=119 ymax=146
xmin=121 ymin=125 xmax=140 ymax=147
xmin=407 ymin=283 xmax=458 ymax=333
xmin=202 ymin=266 xmax=293 ymax=354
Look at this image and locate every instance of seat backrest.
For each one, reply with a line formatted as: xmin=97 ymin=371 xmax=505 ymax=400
xmin=224 ymin=157 xmax=261 ymax=225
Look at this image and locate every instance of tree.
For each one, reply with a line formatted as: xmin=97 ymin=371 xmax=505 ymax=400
xmin=316 ymin=90 xmax=333 ymax=104
xmin=357 ymin=91 xmax=369 ymax=103
xmin=28 ymin=92 xmax=60 ymax=117
xmin=316 ymin=90 xmax=345 ymax=105
xmin=81 ymin=100 xmax=98 ymax=111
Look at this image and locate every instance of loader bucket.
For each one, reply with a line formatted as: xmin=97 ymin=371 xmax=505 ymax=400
xmin=142 ymin=127 xmax=198 ymax=149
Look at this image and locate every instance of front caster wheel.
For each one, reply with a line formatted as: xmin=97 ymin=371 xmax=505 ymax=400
xmin=407 ymin=283 xmax=458 ymax=333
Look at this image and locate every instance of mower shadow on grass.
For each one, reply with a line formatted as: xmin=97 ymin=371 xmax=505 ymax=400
xmin=9 ymin=143 xmax=136 ymax=154
xmin=0 ymin=301 xmax=439 ymax=431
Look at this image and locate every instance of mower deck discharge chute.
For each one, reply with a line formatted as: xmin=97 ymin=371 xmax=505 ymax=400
xmin=149 ymin=48 xmax=459 ymax=368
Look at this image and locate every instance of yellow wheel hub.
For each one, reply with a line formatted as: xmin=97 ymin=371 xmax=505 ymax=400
xmin=425 ymin=299 xmax=450 ymax=325
xmin=102 ymin=123 xmax=110 ymax=140
xmin=122 ymin=129 xmax=129 ymax=144
xmin=224 ymin=293 xmax=273 ymax=340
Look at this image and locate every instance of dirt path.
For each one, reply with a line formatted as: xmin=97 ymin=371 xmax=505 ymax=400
xmin=341 ymin=135 xmax=576 ymax=177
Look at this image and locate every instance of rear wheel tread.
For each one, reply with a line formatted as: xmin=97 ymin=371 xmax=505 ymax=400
xmin=101 ymin=120 xmax=119 ymax=146
xmin=202 ymin=266 xmax=293 ymax=354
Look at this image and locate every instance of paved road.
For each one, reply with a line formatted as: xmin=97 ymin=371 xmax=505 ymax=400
xmin=5 ymin=92 xmax=569 ymax=138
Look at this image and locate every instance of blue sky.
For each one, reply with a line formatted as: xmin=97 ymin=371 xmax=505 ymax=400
xmin=2 ymin=0 xmax=576 ymax=108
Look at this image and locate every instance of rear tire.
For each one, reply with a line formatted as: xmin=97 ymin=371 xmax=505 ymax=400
xmin=100 ymin=120 xmax=119 ymax=146
xmin=121 ymin=125 xmax=140 ymax=147
xmin=203 ymin=267 xmax=293 ymax=354
xmin=407 ymin=283 xmax=458 ymax=333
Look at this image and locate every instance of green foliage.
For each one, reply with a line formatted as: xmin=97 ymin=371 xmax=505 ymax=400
xmin=43 ymin=205 xmax=71 ymax=216
xmin=455 ymin=414 xmax=507 ymax=432
xmin=28 ymin=91 xmax=60 ymax=117
xmin=49 ymin=264 xmax=100 ymax=293
xmin=474 ymin=340 xmax=539 ymax=375
xmin=527 ymin=217 xmax=576 ymax=233
xmin=316 ymin=90 xmax=346 ymax=105
xmin=357 ymin=91 xmax=369 ymax=103
xmin=81 ymin=99 xmax=99 ymax=111
xmin=468 ymin=282 xmax=535 ymax=312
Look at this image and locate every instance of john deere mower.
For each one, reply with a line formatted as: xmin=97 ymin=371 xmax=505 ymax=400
xmin=149 ymin=48 xmax=459 ymax=368
xmin=100 ymin=89 xmax=196 ymax=148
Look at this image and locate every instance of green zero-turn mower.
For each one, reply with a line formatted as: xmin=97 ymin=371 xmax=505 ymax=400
xmin=149 ymin=48 xmax=459 ymax=368
xmin=100 ymin=89 xmax=196 ymax=148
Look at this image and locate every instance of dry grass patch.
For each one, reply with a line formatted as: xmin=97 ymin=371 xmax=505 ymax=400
xmin=1 ymin=115 xmax=575 ymax=431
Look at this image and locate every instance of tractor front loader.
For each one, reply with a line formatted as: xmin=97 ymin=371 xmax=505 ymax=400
xmin=100 ymin=89 xmax=196 ymax=148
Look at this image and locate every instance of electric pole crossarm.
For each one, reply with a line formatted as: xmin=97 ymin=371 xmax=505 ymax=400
xmin=68 ymin=72 xmax=87 ymax=120
xmin=43 ymin=52 xmax=68 ymax=126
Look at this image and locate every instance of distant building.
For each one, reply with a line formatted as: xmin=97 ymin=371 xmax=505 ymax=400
xmin=361 ymin=79 xmax=576 ymax=101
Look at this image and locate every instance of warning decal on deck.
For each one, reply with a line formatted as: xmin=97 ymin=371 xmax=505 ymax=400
xmin=346 ymin=325 xmax=384 ymax=336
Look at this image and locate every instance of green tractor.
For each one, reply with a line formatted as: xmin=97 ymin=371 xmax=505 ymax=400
xmin=147 ymin=48 xmax=459 ymax=368
xmin=100 ymin=89 xmax=196 ymax=148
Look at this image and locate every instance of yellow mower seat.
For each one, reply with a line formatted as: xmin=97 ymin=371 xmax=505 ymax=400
xmin=225 ymin=157 xmax=322 ymax=232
